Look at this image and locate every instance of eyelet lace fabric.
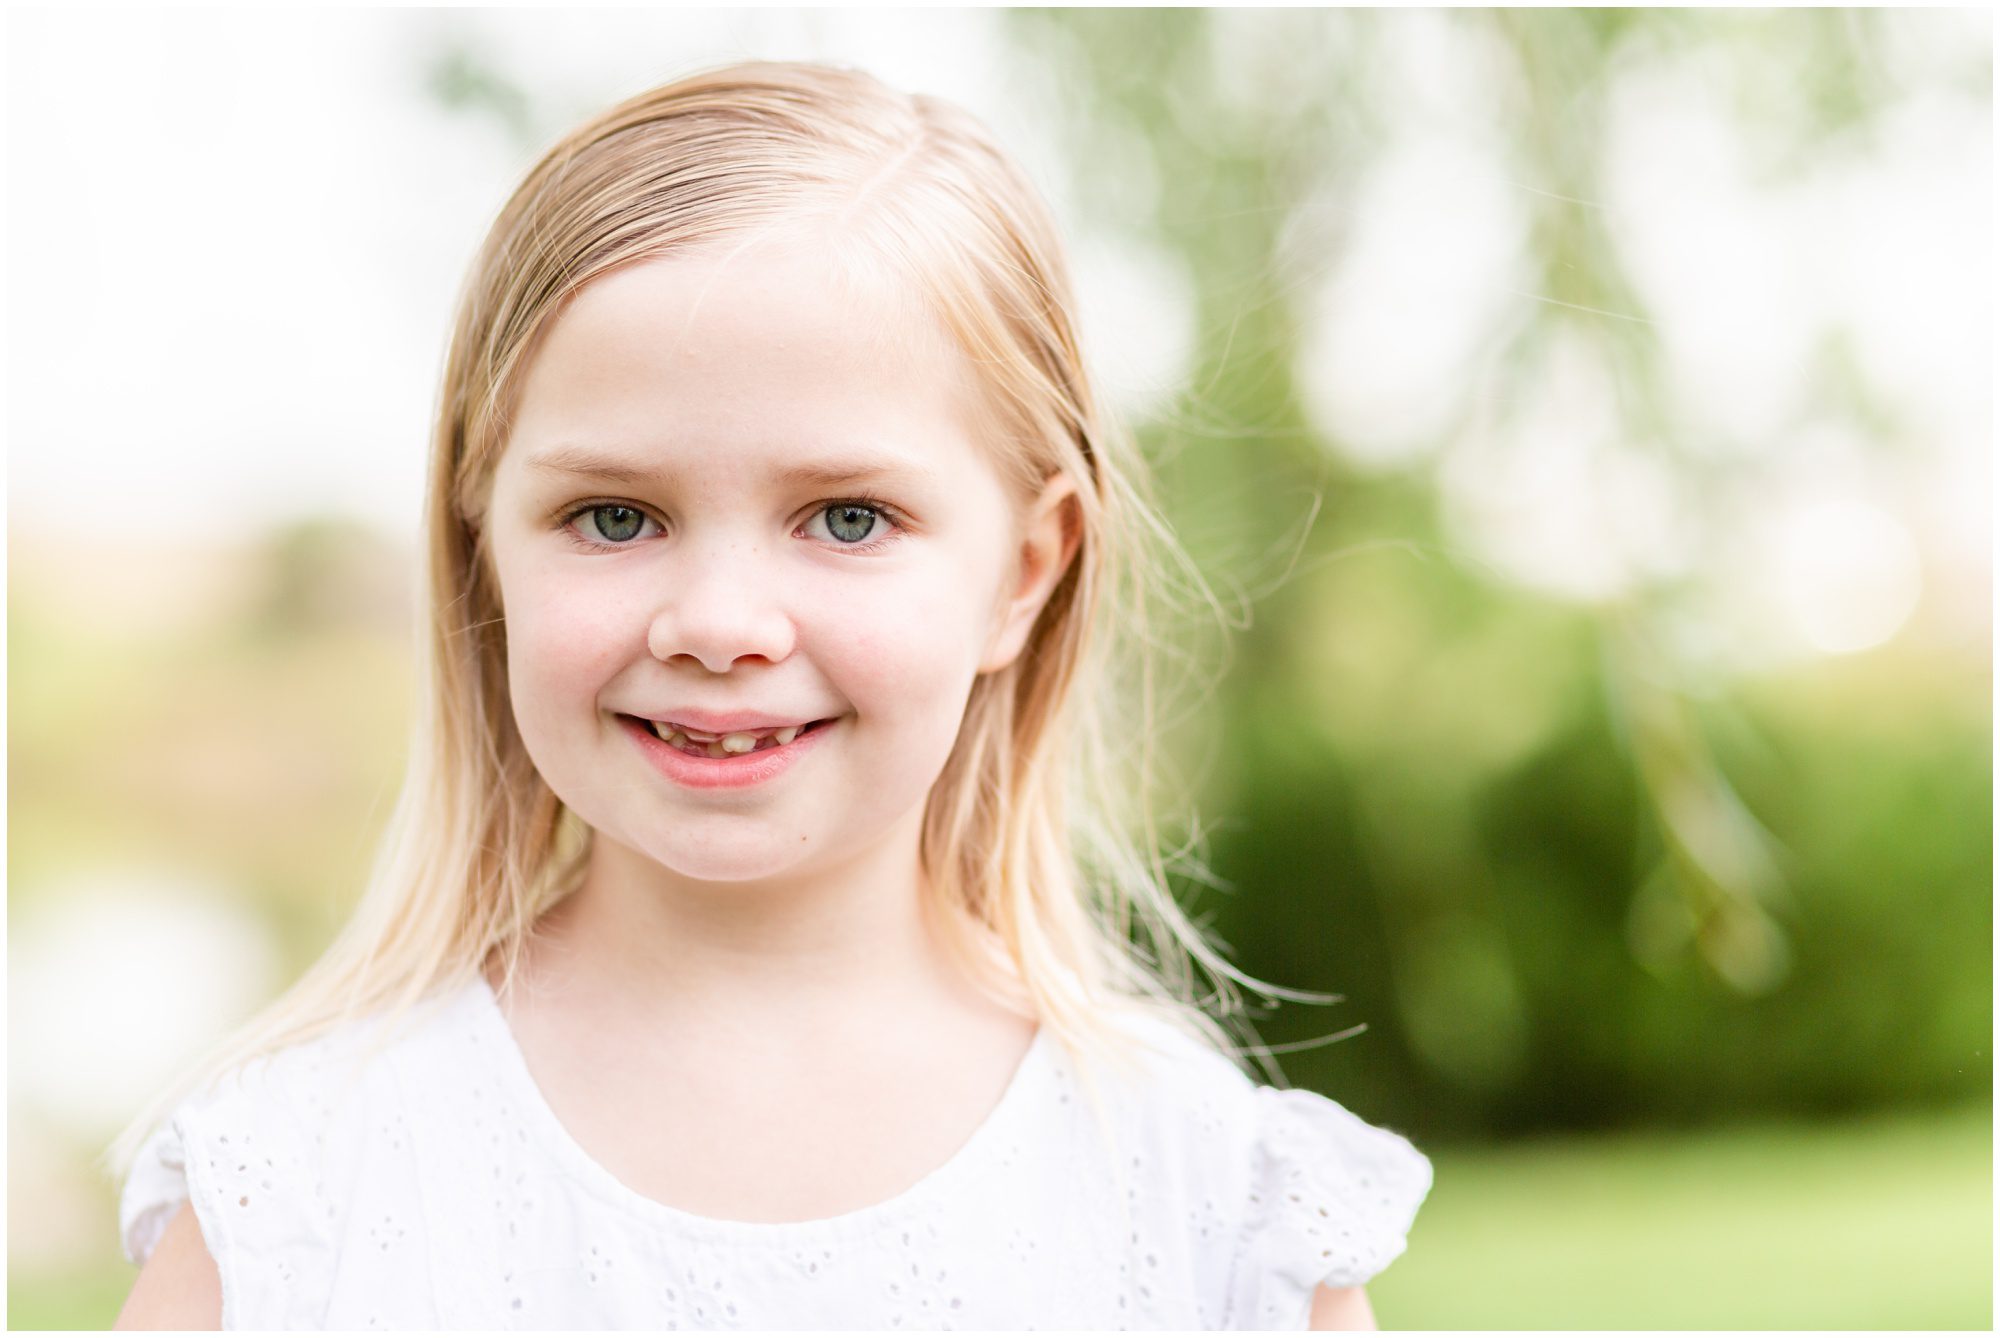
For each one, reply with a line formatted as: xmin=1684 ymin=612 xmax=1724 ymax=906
xmin=121 ymin=981 xmax=1431 ymax=1329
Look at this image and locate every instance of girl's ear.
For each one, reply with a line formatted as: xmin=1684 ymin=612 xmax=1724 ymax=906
xmin=980 ymin=472 xmax=1083 ymax=674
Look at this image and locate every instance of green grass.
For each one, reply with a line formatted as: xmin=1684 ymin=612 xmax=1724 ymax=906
xmin=8 ymin=1263 xmax=134 ymax=1332
xmin=1372 ymin=1103 xmax=1992 ymax=1329
xmin=11 ymin=1105 xmax=1989 ymax=1329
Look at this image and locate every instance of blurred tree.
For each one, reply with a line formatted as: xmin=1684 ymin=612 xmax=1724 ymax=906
xmin=1007 ymin=7 xmax=1990 ymax=1137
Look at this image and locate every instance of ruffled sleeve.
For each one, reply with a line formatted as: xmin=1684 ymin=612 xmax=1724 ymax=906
xmin=1225 ymin=1086 xmax=1433 ymax=1328
xmin=116 ymin=1053 xmax=347 ymax=1329
xmin=120 ymin=1115 xmax=198 ymax=1267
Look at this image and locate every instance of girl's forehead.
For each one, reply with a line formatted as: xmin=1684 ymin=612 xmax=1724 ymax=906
xmin=498 ymin=240 xmax=1000 ymax=484
xmin=555 ymin=236 xmax=956 ymax=373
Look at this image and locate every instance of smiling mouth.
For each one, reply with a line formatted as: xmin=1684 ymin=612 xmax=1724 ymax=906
xmin=620 ymin=714 xmax=838 ymax=759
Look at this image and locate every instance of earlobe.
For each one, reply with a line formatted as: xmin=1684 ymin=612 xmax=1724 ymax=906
xmin=979 ymin=473 xmax=1083 ymax=675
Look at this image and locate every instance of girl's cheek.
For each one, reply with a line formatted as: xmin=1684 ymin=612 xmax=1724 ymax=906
xmin=529 ymin=578 xmax=629 ymax=654
xmin=502 ymin=566 xmax=635 ymax=713
xmin=817 ymin=565 xmax=993 ymax=698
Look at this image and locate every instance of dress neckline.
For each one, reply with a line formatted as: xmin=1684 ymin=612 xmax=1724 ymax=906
xmin=464 ymin=971 xmax=1050 ymax=1244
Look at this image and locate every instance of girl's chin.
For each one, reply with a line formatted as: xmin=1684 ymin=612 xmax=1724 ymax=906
xmin=603 ymin=834 xmax=824 ymax=884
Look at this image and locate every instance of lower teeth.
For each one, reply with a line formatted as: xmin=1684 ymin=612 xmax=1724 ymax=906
xmin=672 ymin=738 xmax=754 ymax=759
xmin=654 ymin=721 xmax=818 ymax=758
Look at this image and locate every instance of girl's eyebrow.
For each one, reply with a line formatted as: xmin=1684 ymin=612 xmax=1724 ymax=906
xmin=524 ymin=444 xmax=934 ymax=491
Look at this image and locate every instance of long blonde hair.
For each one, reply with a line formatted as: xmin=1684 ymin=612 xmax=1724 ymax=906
xmin=109 ymin=58 xmax=1330 ymax=1179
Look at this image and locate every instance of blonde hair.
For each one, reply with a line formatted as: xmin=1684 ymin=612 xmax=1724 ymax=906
xmin=109 ymin=58 xmax=1331 ymax=1180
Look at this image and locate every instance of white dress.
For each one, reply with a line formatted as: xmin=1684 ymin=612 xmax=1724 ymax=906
xmin=121 ymin=977 xmax=1432 ymax=1330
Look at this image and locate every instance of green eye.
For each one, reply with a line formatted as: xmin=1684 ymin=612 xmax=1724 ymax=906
xmin=823 ymin=503 xmax=880 ymax=544
xmin=804 ymin=498 xmax=906 ymax=553
xmin=572 ymin=504 xmax=652 ymax=545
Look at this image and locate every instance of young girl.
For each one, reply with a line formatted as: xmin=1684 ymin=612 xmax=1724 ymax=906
xmin=111 ymin=59 xmax=1430 ymax=1331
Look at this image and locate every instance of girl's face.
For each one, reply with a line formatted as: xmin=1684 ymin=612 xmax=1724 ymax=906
xmin=483 ymin=239 xmax=1058 ymax=887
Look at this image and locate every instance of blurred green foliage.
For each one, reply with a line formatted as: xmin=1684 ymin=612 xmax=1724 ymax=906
xmin=1005 ymin=6 xmax=1991 ymax=1140
xmin=8 ymin=519 xmax=413 ymax=966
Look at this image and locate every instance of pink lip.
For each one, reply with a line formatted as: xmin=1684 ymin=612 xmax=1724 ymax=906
xmin=638 ymin=709 xmax=826 ymax=735
xmin=621 ymin=713 xmax=838 ymax=790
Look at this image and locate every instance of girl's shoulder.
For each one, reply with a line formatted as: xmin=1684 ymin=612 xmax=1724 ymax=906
xmin=1084 ymin=1010 xmax=1434 ymax=1327
xmin=118 ymin=978 xmax=488 ymax=1325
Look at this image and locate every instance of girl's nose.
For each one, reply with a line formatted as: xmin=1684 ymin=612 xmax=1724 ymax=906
xmin=643 ymin=541 xmax=797 ymax=673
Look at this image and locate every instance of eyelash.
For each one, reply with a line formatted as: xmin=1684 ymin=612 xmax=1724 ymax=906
xmin=556 ymin=497 xmax=909 ymax=556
